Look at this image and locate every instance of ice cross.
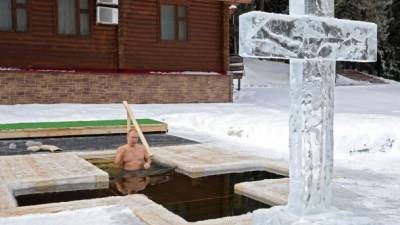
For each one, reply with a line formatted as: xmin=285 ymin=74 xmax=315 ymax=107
xmin=240 ymin=0 xmax=377 ymax=216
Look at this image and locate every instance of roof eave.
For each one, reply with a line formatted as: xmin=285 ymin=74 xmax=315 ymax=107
xmin=219 ymin=0 xmax=252 ymax=4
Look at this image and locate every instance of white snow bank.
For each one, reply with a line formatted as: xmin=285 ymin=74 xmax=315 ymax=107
xmin=336 ymin=74 xmax=370 ymax=86
xmin=242 ymin=59 xmax=373 ymax=88
xmin=242 ymin=58 xmax=290 ymax=88
xmin=1 ymin=83 xmax=399 ymax=160
xmin=0 ymin=205 xmax=144 ymax=225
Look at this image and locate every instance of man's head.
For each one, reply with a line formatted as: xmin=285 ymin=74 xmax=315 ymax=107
xmin=127 ymin=128 xmax=139 ymax=146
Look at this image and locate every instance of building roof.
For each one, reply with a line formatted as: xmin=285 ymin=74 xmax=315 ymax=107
xmin=220 ymin=0 xmax=252 ymax=3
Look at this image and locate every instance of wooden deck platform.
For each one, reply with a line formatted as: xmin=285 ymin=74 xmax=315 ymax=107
xmin=0 ymin=153 xmax=108 ymax=200
xmin=234 ymin=178 xmax=289 ymax=206
xmin=0 ymin=119 xmax=168 ymax=139
xmin=0 ymin=194 xmax=252 ymax=225
xmin=151 ymin=144 xmax=288 ymax=178
xmin=0 ymin=144 xmax=289 ymax=224
xmin=0 ymin=184 xmax=16 ymax=210
xmin=0 ymin=195 xmax=186 ymax=225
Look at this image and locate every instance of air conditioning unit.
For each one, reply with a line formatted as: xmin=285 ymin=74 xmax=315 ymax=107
xmin=97 ymin=0 xmax=118 ymax=6
xmin=97 ymin=6 xmax=118 ymax=25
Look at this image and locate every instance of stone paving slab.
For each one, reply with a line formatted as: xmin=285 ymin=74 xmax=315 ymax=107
xmin=234 ymin=178 xmax=289 ymax=206
xmin=151 ymin=144 xmax=288 ymax=178
xmin=0 ymin=184 xmax=17 ymax=210
xmin=0 ymin=153 xmax=108 ymax=196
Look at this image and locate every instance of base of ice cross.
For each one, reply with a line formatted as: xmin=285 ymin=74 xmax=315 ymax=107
xmin=252 ymin=206 xmax=377 ymax=225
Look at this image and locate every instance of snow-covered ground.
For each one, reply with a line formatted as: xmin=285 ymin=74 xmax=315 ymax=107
xmin=0 ymin=205 xmax=144 ymax=225
xmin=242 ymin=58 xmax=290 ymax=88
xmin=0 ymin=60 xmax=399 ymax=224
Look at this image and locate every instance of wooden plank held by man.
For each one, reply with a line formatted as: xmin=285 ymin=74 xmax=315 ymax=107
xmin=122 ymin=101 xmax=153 ymax=157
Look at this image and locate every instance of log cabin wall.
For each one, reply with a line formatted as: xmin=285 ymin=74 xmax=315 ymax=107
xmin=0 ymin=0 xmax=225 ymax=72
xmin=0 ymin=0 xmax=118 ymax=70
xmin=119 ymin=0 xmax=224 ymax=72
xmin=0 ymin=0 xmax=232 ymax=104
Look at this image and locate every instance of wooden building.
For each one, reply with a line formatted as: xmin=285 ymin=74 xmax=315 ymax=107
xmin=0 ymin=0 xmax=250 ymax=104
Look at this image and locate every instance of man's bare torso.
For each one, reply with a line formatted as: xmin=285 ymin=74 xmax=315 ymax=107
xmin=117 ymin=144 xmax=146 ymax=171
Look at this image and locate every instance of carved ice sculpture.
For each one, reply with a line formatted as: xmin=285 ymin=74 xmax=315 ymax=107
xmin=239 ymin=0 xmax=377 ymax=224
xmin=240 ymin=12 xmax=377 ymax=61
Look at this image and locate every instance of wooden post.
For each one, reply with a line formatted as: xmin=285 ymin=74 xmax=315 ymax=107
xmin=126 ymin=112 xmax=131 ymax=132
xmin=122 ymin=101 xmax=152 ymax=156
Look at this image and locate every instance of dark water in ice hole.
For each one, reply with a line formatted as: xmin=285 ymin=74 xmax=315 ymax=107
xmin=16 ymin=163 xmax=284 ymax=222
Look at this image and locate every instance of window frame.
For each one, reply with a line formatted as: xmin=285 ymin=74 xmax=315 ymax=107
xmin=158 ymin=0 xmax=189 ymax=42
xmin=0 ymin=0 xmax=30 ymax=33
xmin=55 ymin=0 xmax=93 ymax=37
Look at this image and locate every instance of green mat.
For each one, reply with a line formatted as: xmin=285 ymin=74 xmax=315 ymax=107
xmin=0 ymin=119 xmax=163 ymax=131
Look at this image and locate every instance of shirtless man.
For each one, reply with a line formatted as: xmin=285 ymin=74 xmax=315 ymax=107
xmin=115 ymin=128 xmax=151 ymax=171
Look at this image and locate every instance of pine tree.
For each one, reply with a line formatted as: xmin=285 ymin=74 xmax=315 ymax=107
xmin=388 ymin=1 xmax=400 ymax=80
xmin=336 ymin=0 xmax=397 ymax=80
xmin=230 ymin=0 xmax=288 ymax=54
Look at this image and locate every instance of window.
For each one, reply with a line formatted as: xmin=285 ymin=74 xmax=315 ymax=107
xmin=160 ymin=4 xmax=187 ymax=41
xmin=57 ymin=0 xmax=90 ymax=35
xmin=0 ymin=0 xmax=28 ymax=32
